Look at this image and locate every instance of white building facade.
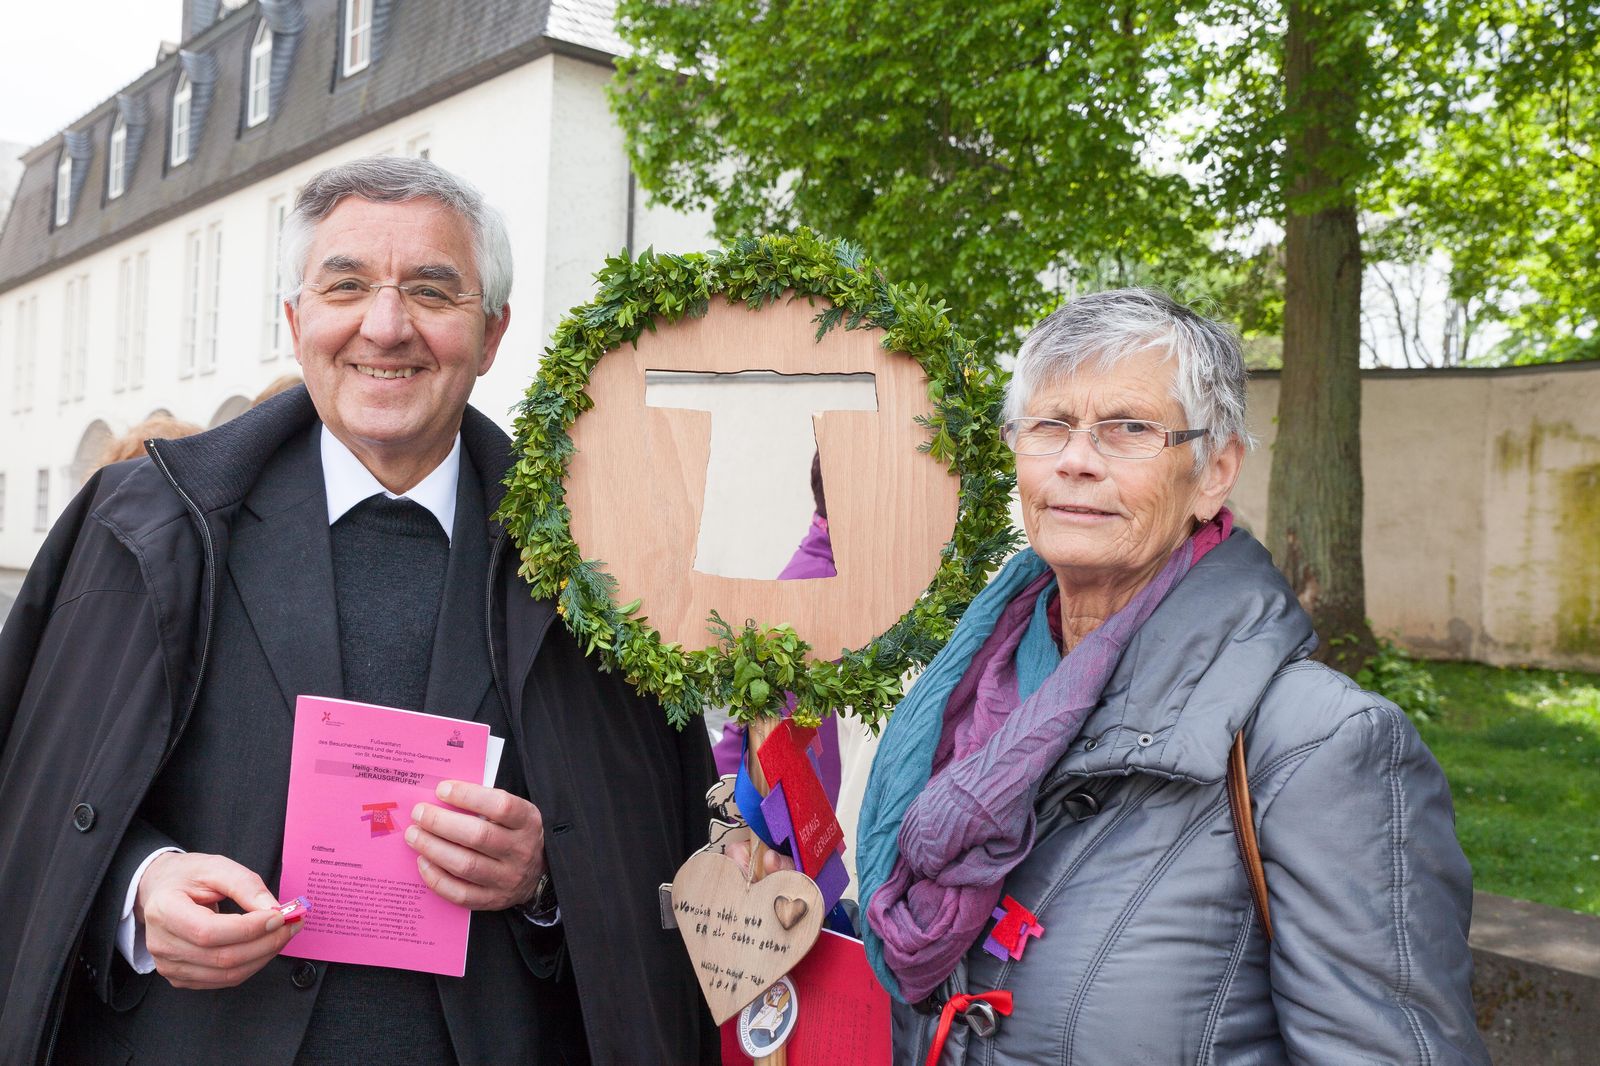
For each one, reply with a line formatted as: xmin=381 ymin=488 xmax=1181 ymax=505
xmin=0 ymin=0 xmax=711 ymax=569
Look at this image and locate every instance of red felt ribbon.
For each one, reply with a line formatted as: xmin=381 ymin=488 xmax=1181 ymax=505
xmin=924 ymin=990 xmax=1014 ymax=1066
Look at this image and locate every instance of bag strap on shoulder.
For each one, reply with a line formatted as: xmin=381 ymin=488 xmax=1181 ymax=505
xmin=1227 ymin=730 xmax=1273 ymax=940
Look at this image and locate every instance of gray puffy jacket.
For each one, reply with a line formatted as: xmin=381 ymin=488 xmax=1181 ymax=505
xmin=892 ymin=532 xmax=1489 ymax=1065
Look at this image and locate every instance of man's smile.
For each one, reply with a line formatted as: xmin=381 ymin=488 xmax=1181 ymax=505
xmin=354 ymin=364 xmax=419 ymax=379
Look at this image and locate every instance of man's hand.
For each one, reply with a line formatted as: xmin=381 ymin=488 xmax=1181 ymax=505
xmin=136 ymin=852 xmax=299 ymax=989
xmin=407 ymin=781 xmax=545 ymax=911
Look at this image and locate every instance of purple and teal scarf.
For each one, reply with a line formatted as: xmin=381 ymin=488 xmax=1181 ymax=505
xmin=858 ymin=513 xmax=1231 ymax=1003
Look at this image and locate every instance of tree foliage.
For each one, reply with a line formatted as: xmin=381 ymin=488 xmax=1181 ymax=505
xmin=614 ymin=0 xmax=1595 ymax=364
xmin=1385 ymin=1 xmax=1599 ymax=363
xmin=613 ymin=0 xmax=1225 ymax=360
xmin=609 ymin=0 xmax=1596 ymax=663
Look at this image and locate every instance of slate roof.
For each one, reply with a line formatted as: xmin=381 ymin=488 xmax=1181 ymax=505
xmin=0 ymin=0 xmax=624 ymax=295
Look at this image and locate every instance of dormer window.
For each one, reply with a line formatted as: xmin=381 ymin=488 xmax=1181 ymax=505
xmin=247 ymin=22 xmax=273 ymax=127
xmin=55 ymin=154 xmax=72 ymax=225
xmin=343 ymin=0 xmax=372 ymax=76
xmin=109 ymin=116 xmax=128 ymax=199
xmin=172 ymin=74 xmax=193 ymax=166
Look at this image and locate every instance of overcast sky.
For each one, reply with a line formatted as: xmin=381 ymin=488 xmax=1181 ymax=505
xmin=0 ymin=1 xmax=181 ymax=150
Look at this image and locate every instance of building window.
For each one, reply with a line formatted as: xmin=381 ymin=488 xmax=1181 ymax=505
xmin=201 ymin=223 xmax=223 ymax=374
xmin=131 ymin=251 xmax=149 ymax=389
xmin=59 ymin=279 xmax=74 ymax=400
xmin=75 ymin=275 xmax=89 ymax=401
xmin=264 ymin=195 xmax=288 ymax=359
xmin=181 ymin=229 xmax=201 ymax=376
xmin=343 ymin=0 xmax=372 ymax=76
xmin=247 ymin=22 xmax=272 ymax=127
xmin=59 ymin=275 xmax=90 ymax=403
xmin=55 ymin=153 xmax=72 ymax=225
xmin=12 ymin=296 xmax=37 ymax=413
xmin=11 ymin=300 xmax=23 ymax=413
xmin=109 ymin=117 xmax=128 ymax=199
xmin=172 ymin=74 xmax=193 ymax=166
xmin=34 ymin=469 xmax=49 ymax=532
xmin=115 ymin=257 xmax=131 ymax=392
xmin=60 ymin=279 xmax=76 ymax=401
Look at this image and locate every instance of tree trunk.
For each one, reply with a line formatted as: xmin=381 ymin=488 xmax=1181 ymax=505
xmin=1269 ymin=0 xmax=1376 ymax=675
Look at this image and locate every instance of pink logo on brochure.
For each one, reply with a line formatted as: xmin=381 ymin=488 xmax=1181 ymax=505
xmin=360 ymin=801 xmax=400 ymax=836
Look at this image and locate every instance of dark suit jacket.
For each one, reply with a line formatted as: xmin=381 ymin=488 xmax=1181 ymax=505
xmin=0 ymin=389 xmax=717 ymax=1065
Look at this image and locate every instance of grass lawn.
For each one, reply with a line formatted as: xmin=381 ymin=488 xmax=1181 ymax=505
xmin=1412 ymin=661 xmax=1600 ymax=915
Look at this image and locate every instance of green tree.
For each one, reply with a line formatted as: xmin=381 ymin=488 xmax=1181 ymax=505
xmin=1388 ymin=1 xmax=1599 ymax=364
xmin=612 ymin=0 xmax=1220 ymax=357
xmin=610 ymin=0 xmax=1594 ymax=669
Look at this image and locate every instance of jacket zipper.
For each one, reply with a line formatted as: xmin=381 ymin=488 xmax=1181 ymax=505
xmin=38 ymin=937 xmax=75 ymax=1066
xmin=484 ymin=530 xmax=512 ymax=723
xmin=145 ymin=442 xmax=219 ymax=776
xmin=483 ymin=529 xmax=559 ymax=742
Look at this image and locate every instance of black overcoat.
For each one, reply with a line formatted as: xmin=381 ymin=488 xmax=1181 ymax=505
xmin=0 ymin=388 xmax=718 ymax=1064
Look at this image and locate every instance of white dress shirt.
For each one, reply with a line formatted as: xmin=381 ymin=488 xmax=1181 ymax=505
xmin=319 ymin=426 xmax=460 ymax=543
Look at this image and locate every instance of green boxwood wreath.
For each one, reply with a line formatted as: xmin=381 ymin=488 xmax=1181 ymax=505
xmin=496 ymin=230 xmax=1020 ymax=731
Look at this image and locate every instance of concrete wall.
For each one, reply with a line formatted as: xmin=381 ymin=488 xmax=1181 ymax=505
xmin=1231 ymin=361 xmax=1600 ymax=671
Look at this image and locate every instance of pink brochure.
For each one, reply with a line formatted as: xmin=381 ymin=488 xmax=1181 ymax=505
xmin=279 ymin=694 xmax=491 ymax=977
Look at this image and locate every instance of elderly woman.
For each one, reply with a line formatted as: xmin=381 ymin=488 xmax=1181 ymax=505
xmin=857 ymin=289 xmax=1488 ymax=1064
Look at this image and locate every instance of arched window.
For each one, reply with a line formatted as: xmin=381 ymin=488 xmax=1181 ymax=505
xmin=55 ymin=153 xmax=72 ymax=225
xmin=171 ymin=73 xmax=193 ymax=166
xmin=247 ymin=22 xmax=272 ymax=127
xmin=108 ymin=115 xmax=128 ymax=199
xmin=343 ymin=0 xmax=372 ymax=76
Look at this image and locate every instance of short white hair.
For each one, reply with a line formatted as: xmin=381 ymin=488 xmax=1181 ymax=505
xmin=1005 ymin=288 xmax=1253 ymax=468
xmin=279 ymin=156 xmax=512 ymax=319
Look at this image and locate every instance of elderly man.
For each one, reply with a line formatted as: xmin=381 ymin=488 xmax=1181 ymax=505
xmin=0 ymin=158 xmax=717 ymax=1064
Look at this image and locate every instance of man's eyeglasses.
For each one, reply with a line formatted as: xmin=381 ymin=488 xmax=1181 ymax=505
xmin=304 ymin=277 xmax=484 ymax=314
xmin=1001 ymin=417 xmax=1207 ymax=460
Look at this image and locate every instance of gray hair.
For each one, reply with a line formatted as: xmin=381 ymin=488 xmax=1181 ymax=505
xmin=279 ymin=156 xmax=512 ymax=319
xmin=1005 ymin=288 xmax=1253 ymax=468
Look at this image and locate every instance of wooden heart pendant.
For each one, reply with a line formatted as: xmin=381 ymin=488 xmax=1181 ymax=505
xmin=669 ymin=850 xmax=825 ymax=1024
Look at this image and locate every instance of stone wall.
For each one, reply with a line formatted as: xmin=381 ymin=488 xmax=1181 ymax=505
xmin=1470 ymin=892 xmax=1600 ymax=1064
xmin=1232 ymin=361 xmax=1600 ymax=671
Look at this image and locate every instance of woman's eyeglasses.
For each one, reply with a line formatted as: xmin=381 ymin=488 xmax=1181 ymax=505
xmin=1001 ymin=417 xmax=1207 ymax=460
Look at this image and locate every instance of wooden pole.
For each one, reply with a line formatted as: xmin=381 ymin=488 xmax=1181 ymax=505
xmin=743 ymin=716 xmax=787 ymax=1066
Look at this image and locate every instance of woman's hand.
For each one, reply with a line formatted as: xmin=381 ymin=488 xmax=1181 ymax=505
xmin=724 ymin=835 xmax=797 ymax=878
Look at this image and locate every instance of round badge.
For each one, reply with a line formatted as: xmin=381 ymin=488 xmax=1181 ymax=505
xmin=737 ymin=975 xmax=799 ymax=1058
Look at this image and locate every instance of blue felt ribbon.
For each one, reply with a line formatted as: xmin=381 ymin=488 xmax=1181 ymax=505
xmin=734 ymin=729 xmax=783 ymax=851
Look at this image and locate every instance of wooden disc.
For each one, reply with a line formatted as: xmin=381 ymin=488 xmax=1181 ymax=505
xmin=566 ymin=294 xmax=960 ymax=658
